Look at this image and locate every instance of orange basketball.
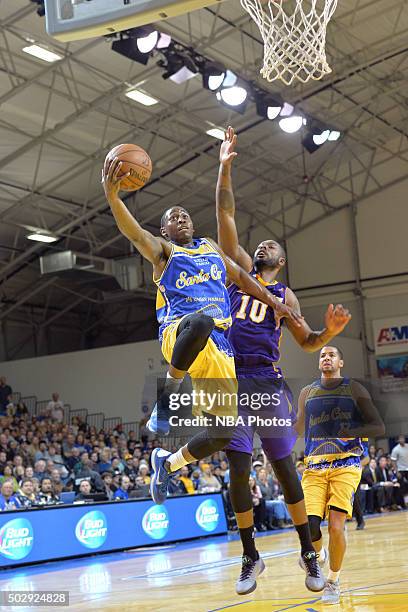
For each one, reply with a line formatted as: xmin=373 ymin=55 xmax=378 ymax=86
xmin=104 ymin=143 xmax=152 ymax=191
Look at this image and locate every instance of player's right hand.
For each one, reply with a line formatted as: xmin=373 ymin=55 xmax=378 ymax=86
xmin=220 ymin=126 xmax=238 ymax=166
xmin=101 ymin=157 xmax=130 ymax=199
xmin=271 ymin=299 xmax=304 ymax=327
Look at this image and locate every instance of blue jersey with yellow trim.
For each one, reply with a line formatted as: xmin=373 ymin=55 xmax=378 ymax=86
xmin=304 ymin=377 xmax=364 ymax=469
xmin=227 ymin=273 xmax=286 ymax=374
xmin=155 ymin=237 xmax=231 ymax=336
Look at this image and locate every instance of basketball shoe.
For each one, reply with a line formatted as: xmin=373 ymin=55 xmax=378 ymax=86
xmin=235 ymin=555 xmax=265 ymax=595
xmin=321 ymin=580 xmax=340 ymax=604
xmin=150 ymin=448 xmax=172 ymax=504
xmin=299 ymin=551 xmax=326 ymax=592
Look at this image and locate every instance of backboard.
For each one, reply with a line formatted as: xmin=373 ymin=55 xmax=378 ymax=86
xmin=45 ymin=0 xmax=222 ymax=42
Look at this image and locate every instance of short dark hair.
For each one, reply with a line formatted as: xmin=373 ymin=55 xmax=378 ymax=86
xmin=321 ymin=345 xmax=343 ymax=360
xmin=160 ymin=206 xmax=188 ymax=228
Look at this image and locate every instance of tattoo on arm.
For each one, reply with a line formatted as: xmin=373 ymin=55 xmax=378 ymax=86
xmin=218 ymin=188 xmax=235 ymax=212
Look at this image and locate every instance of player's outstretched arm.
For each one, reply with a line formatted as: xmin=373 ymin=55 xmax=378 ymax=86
xmin=216 ymin=126 xmax=252 ymax=271
xmin=102 ymin=158 xmax=169 ymax=269
xmin=285 ymin=288 xmax=352 ymax=352
xmin=220 ymin=249 xmax=303 ymax=327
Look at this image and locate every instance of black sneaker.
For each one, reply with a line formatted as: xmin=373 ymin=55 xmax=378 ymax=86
xmin=299 ymin=551 xmax=325 ymax=592
xmin=235 ymin=555 xmax=265 ymax=595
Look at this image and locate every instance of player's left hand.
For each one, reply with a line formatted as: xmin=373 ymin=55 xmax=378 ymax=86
xmin=325 ymin=303 xmax=352 ymax=335
xmin=219 ymin=126 xmax=237 ymax=166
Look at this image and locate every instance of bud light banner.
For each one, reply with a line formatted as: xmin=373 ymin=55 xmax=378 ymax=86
xmin=373 ymin=316 xmax=408 ymax=355
xmin=0 ymin=494 xmax=227 ymax=568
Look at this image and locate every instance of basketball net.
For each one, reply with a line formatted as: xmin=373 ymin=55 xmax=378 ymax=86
xmin=240 ymin=0 xmax=338 ymax=86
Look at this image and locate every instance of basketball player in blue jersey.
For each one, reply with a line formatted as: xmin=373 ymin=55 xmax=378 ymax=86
xmin=216 ymin=127 xmax=352 ymax=595
xmin=296 ymin=346 xmax=384 ymax=604
xmin=102 ymin=156 xmax=302 ymax=507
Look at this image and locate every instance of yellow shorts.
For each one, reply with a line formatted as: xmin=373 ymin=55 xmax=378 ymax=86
xmin=161 ymin=320 xmax=237 ymax=418
xmin=302 ymin=465 xmax=362 ymax=519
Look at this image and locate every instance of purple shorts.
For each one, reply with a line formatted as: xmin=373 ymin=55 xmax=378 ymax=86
xmin=225 ymin=367 xmax=297 ymax=461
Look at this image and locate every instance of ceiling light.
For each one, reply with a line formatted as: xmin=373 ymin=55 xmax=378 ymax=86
xmin=222 ymin=70 xmax=237 ymax=88
xmin=157 ymin=33 xmax=172 ymax=49
xmin=27 ymin=233 xmax=58 ymax=243
xmin=125 ymin=89 xmax=159 ymax=106
xmin=279 ymin=102 xmax=294 ymax=117
xmin=313 ymin=129 xmax=330 ymax=145
xmin=328 ymin=130 xmax=341 ymax=141
xmin=279 ymin=116 xmax=306 ymax=133
xmin=255 ymin=92 xmax=283 ymax=120
xmin=112 ymin=27 xmax=160 ymax=66
xmin=216 ymin=80 xmax=248 ymax=114
xmin=22 ymin=44 xmax=62 ymax=63
xmin=160 ymin=50 xmax=198 ymax=83
xmin=206 ymin=128 xmax=225 ymax=140
xmin=136 ymin=31 xmax=159 ymax=54
xmin=202 ymin=62 xmax=226 ymax=91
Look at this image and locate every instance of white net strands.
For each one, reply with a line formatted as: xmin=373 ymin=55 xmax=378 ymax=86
xmin=240 ymin=0 xmax=338 ymax=86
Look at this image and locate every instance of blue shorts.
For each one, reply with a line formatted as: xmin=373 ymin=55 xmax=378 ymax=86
xmin=225 ymin=366 xmax=297 ymax=461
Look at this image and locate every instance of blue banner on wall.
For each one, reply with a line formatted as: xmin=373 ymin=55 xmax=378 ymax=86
xmin=0 ymin=494 xmax=227 ymax=568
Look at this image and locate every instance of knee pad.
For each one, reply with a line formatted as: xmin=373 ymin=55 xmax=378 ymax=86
xmin=188 ymin=313 xmax=215 ymax=339
xmin=308 ymin=515 xmax=322 ymax=542
xmin=271 ymin=455 xmax=304 ymax=505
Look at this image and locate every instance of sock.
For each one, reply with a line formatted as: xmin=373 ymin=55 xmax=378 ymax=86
xmin=165 ymin=371 xmax=183 ymax=392
xmin=328 ymin=569 xmax=340 ymax=582
xmin=166 ymin=448 xmax=189 ymax=473
xmin=318 ymin=547 xmax=326 ymax=562
xmin=239 ymin=526 xmax=258 ymax=562
xmin=295 ymin=522 xmax=315 ymax=555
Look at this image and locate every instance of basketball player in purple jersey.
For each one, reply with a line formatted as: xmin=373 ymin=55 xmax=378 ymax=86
xmin=217 ymin=127 xmax=352 ymax=595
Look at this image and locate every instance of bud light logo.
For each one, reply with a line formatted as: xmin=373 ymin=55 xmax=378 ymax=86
xmin=195 ymin=499 xmax=219 ymax=532
xmin=0 ymin=518 xmax=34 ymax=560
xmin=142 ymin=505 xmax=169 ymax=540
xmin=75 ymin=511 xmax=108 ymax=549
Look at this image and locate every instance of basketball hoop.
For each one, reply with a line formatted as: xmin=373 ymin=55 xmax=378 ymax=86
xmin=240 ymin=0 xmax=338 ymax=86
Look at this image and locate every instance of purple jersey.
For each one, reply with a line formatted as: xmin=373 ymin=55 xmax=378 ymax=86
xmin=227 ymin=273 xmax=287 ymax=376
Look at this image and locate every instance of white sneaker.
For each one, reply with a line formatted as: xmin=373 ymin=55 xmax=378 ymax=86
xmin=318 ymin=547 xmax=329 ymax=568
xmin=235 ymin=555 xmax=265 ymax=595
xmin=321 ymin=580 xmax=340 ymax=604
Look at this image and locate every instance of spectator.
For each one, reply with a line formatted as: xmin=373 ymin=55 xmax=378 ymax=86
xmin=75 ymin=480 xmax=93 ymax=501
xmin=178 ymin=466 xmax=196 ymax=495
xmin=101 ymin=472 xmax=114 ymax=501
xmin=38 ymin=477 xmax=61 ymax=505
xmin=113 ymin=475 xmax=132 ymax=500
xmin=33 ymin=459 xmax=47 ymax=481
xmin=65 ymin=447 xmax=81 ymax=472
xmin=0 ymin=479 xmax=21 ymax=510
xmin=368 ymin=444 xmax=377 ymax=460
xmin=0 ymin=377 xmax=12 ymax=411
xmin=24 ymin=466 xmax=34 ymax=479
xmin=391 ymin=435 xmax=408 ymax=507
xmin=249 ymin=475 xmax=267 ymax=531
xmin=14 ymin=465 xmax=25 ymax=484
xmin=47 ymin=393 xmax=64 ymax=423
xmin=198 ymin=464 xmax=222 ymax=494
xmin=296 ymin=461 xmax=306 ymax=481
xmin=97 ymin=448 xmax=112 ymax=473
xmin=376 ymin=456 xmax=395 ymax=510
xmin=0 ymin=465 xmax=18 ymax=491
xmin=191 ymin=468 xmax=201 ymax=490
xmin=34 ymin=440 xmax=50 ymax=462
xmin=15 ymin=402 xmax=29 ymax=418
xmin=74 ymin=452 xmax=104 ymax=491
xmin=132 ymin=476 xmax=150 ymax=498
xmin=257 ymin=467 xmax=291 ymax=529
xmin=138 ymin=464 xmax=151 ymax=485
xmin=16 ymin=478 xmax=39 ymax=508
xmin=62 ymin=433 xmax=75 ymax=457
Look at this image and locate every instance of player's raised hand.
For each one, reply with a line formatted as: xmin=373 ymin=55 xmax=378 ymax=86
xmin=220 ymin=126 xmax=238 ymax=166
xmin=271 ymin=299 xmax=304 ymax=328
xmin=325 ymin=303 xmax=352 ymax=335
xmin=101 ymin=158 xmax=130 ymax=200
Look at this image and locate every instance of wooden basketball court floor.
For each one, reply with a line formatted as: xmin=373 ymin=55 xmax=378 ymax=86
xmin=0 ymin=512 xmax=407 ymax=611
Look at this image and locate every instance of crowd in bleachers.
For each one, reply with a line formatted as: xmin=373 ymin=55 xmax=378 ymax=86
xmin=0 ymin=379 xmax=407 ymax=529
